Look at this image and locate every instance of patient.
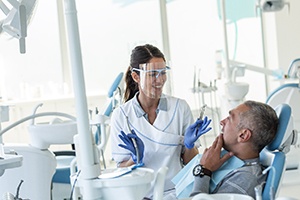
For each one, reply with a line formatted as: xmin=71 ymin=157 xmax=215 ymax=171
xmin=190 ymin=100 xmax=279 ymax=199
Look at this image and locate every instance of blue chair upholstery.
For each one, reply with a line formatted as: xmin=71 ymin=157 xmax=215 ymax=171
xmin=266 ymin=83 xmax=300 ymax=169
xmin=259 ymin=103 xmax=293 ymax=200
xmin=94 ymin=72 xmax=124 ymax=146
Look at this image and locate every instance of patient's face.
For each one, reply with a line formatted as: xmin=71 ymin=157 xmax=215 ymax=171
xmin=220 ymin=104 xmax=249 ymax=151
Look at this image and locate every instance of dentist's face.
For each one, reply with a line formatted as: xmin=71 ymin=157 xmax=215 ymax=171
xmin=139 ymin=57 xmax=167 ymax=99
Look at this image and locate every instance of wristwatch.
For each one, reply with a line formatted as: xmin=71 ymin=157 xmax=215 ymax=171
xmin=193 ymin=164 xmax=212 ymax=178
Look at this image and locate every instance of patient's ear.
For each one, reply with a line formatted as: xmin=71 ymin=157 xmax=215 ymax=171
xmin=238 ymin=129 xmax=252 ymax=142
xmin=131 ymin=72 xmax=140 ymax=83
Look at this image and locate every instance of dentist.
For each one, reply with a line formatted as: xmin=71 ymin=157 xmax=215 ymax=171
xmin=110 ymin=44 xmax=211 ymax=199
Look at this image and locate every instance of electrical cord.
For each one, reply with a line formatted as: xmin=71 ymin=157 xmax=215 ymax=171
xmin=69 ymin=170 xmax=81 ymax=200
xmin=15 ymin=180 xmax=24 ymax=199
xmin=2 ymin=180 xmax=25 ymax=200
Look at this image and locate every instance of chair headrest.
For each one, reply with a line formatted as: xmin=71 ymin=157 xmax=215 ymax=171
xmin=266 ymin=103 xmax=292 ymax=151
xmin=107 ymin=72 xmax=124 ymax=98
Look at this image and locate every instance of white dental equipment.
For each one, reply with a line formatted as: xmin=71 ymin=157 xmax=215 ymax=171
xmin=0 ymin=108 xmax=77 ymax=199
xmin=218 ymin=0 xmax=287 ymax=106
xmin=0 ymin=0 xmax=38 ymax=53
xmin=258 ymin=0 xmax=289 ymax=12
xmin=0 ymin=105 xmax=22 ymax=178
xmin=0 ymin=0 xmax=164 ymax=199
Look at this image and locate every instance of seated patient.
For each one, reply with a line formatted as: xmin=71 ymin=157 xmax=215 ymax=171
xmin=190 ymin=100 xmax=279 ymax=199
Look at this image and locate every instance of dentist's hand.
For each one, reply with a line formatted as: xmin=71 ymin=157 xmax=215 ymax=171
xmin=184 ymin=116 xmax=212 ymax=149
xmin=118 ymin=130 xmax=144 ymax=164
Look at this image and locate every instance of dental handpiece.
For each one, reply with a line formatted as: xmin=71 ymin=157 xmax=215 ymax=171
xmin=126 ymin=117 xmax=140 ymax=164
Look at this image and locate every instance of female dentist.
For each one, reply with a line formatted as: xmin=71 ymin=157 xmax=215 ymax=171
xmin=110 ymin=44 xmax=211 ymax=199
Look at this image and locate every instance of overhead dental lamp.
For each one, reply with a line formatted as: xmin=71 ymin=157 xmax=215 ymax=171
xmin=0 ymin=0 xmax=38 ymax=53
xmin=258 ymin=0 xmax=289 ymax=12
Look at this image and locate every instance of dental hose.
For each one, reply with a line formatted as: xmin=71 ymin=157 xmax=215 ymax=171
xmin=0 ymin=112 xmax=76 ymax=137
xmin=131 ymin=136 xmax=140 ymax=164
xmin=126 ymin=117 xmax=140 ymax=164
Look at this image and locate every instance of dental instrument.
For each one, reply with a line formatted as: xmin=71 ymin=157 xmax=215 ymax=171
xmin=98 ymin=163 xmax=140 ymax=179
xmin=196 ymin=104 xmax=207 ymax=133
xmin=126 ymin=116 xmax=140 ymax=164
xmin=198 ymin=104 xmax=207 ymax=121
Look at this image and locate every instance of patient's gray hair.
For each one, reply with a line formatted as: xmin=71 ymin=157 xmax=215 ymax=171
xmin=237 ymin=100 xmax=279 ymax=152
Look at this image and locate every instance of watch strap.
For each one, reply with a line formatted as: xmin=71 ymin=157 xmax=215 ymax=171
xmin=193 ymin=164 xmax=212 ymax=177
xmin=201 ymin=166 xmax=212 ymax=177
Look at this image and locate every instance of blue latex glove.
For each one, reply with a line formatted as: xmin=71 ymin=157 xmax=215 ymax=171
xmin=184 ymin=116 xmax=212 ymax=149
xmin=118 ymin=130 xmax=144 ymax=164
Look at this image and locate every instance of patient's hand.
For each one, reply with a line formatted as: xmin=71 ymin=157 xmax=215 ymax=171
xmin=200 ymin=134 xmax=233 ymax=172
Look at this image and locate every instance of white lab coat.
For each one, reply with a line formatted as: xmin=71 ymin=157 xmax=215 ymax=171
xmin=110 ymin=94 xmax=194 ymax=196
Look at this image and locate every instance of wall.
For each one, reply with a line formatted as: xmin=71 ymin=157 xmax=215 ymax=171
xmin=264 ymin=0 xmax=300 ymax=93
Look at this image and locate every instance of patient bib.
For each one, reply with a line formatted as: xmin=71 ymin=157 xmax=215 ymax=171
xmin=172 ymin=150 xmax=244 ymax=199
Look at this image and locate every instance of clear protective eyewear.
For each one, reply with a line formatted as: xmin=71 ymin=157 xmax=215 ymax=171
xmin=132 ymin=65 xmax=171 ymax=79
xmin=132 ymin=62 xmax=171 ymax=99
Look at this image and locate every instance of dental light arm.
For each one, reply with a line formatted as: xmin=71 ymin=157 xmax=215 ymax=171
xmin=0 ymin=1 xmax=9 ymax=14
xmin=0 ymin=0 xmax=37 ymax=54
xmin=229 ymin=60 xmax=284 ymax=79
xmin=219 ymin=0 xmax=288 ymax=83
xmin=258 ymin=0 xmax=290 ymax=13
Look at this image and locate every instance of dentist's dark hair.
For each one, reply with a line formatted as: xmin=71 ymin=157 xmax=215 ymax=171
xmin=123 ymin=44 xmax=165 ymax=102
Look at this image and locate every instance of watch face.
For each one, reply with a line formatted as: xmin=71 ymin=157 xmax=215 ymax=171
xmin=193 ymin=164 xmax=202 ymax=176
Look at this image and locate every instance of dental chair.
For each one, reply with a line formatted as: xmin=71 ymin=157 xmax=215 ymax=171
xmin=266 ymin=58 xmax=300 ymax=188
xmin=191 ymin=103 xmax=296 ymax=200
xmin=258 ymin=103 xmax=296 ymax=200
xmin=267 ymin=58 xmax=300 ymax=134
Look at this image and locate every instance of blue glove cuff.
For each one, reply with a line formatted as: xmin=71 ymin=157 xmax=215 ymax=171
xmin=184 ymin=142 xmax=195 ymax=149
xmin=132 ymin=153 xmax=143 ymax=164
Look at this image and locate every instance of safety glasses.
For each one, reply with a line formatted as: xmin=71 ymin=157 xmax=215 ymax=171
xmin=132 ymin=64 xmax=171 ymax=79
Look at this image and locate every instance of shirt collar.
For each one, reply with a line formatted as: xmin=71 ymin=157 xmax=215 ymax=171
xmin=243 ymin=158 xmax=260 ymax=166
xmin=132 ymin=92 xmax=168 ymax=118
